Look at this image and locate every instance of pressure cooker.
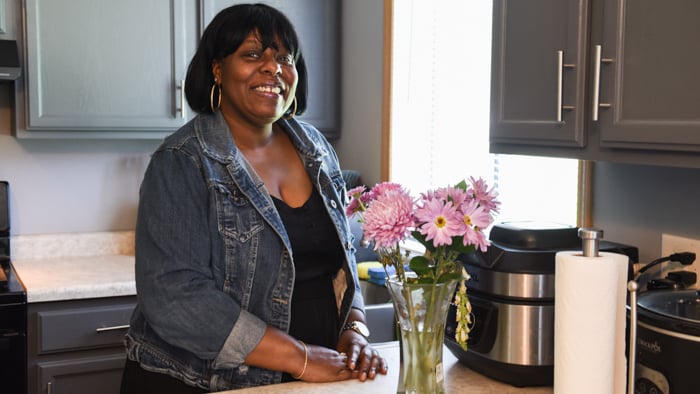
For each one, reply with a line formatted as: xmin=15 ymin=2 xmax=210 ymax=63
xmin=634 ymin=289 xmax=700 ymax=394
xmin=444 ymin=221 xmax=638 ymax=387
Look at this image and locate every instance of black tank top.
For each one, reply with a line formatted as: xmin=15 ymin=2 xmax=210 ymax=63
xmin=272 ymin=189 xmax=344 ymax=350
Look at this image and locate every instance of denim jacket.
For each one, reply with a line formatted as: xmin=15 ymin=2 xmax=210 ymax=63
xmin=124 ymin=112 xmax=364 ymax=391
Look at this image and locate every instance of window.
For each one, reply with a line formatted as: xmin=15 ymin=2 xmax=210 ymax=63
xmin=387 ymin=0 xmax=580 ymax=227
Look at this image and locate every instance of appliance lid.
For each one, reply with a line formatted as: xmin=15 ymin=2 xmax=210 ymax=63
xmin=638 ymin=289 xmax=700 ymax=324
xmin=0 ymin=40 xmax=21 ymax=81
xmin=489 ymin=221 xmax=580 ymax=250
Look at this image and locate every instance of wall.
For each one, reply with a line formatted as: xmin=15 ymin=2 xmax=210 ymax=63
xmin=592 ymin=162 xmax=700 ymax=264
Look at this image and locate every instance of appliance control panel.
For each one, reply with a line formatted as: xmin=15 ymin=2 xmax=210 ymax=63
xmin=636 ymin=363 xmax=669 ymax=394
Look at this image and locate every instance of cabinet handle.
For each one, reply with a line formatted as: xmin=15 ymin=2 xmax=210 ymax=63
xmin=47 ymin=381 xmax=53 ymax=394
xmin=592 ymin=45 xmax=613 ymax=121
xmin=179 ymin=79 xmax=186 ymax=119
xmin=556 ymin=51 xmax=576 ymax=122
xmin=96 ymin=324 xmax=130 ymax=333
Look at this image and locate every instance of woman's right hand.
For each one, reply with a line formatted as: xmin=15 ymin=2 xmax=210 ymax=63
xmin=296 ymin=343 xmax=353 ymax=382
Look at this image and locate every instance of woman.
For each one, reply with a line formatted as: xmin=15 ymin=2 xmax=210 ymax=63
xmin=121 ymin=4 xmax=388 ymax=393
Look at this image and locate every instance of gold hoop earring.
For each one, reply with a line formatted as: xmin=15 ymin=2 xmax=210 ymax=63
xmin=210 ymin=83 xmax=221 ymax=112
xmin=284 ymin=97 xmax=298 ymax=120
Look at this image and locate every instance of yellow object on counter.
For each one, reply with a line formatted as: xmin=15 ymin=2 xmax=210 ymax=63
xmin=357 ymin=261 xmax=383 ymax=280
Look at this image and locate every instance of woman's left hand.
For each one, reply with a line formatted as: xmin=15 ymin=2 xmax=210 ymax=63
xmin=337 ymin=330 xmax=389 ymax=381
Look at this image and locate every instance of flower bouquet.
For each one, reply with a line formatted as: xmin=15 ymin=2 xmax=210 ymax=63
xmin=347 ymin=178 xmax=499 ymax=393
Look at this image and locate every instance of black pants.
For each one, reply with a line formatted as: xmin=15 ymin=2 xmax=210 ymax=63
xmin=120 ymin=359 xmax=204 ymax=394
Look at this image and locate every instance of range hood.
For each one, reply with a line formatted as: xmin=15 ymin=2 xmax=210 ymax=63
xmin=0 ymin=40 xmax=21 ymax=81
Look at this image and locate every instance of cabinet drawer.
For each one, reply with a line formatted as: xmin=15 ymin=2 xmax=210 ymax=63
xmin=37 ymin=303 xmax=134 ymax=353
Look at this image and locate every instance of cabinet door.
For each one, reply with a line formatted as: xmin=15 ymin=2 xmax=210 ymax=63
xmin=490 ymin=0 xmax=589 ymax=147
xmin=37 ymin=354 xmax=125 ymax=394
xmin=200 ymin=0 xmax=340 ymax=138
xmin=596 ymin=0 xmax=700 ymax=152
xmin=17 ymin=0 xmax=198 ymax=138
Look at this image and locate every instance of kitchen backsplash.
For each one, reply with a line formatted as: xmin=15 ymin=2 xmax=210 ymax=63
xmin=11 ymin=230 xmax=134 ymax=260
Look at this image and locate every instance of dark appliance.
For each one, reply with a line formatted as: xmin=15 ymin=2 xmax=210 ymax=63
xmin=445 ymin=221 xmax=638 ymax=387
xmin=0 ymin=40 xmax=22 ymax=81
xmin=0 ymin=181 xmax=28 ymax=394
xmin=633 ymin=289 xmax=700 ymax=394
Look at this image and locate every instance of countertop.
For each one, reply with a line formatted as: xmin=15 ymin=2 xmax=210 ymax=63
xmin=12 ymin=254 xmax=136 ymax=303
xmin=10 ymin=230 xmax=136 ymax=303
xmin=212 ymin=341 xmax=553 ymax=394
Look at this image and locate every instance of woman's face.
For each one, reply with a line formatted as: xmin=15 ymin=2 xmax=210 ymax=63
xmin=212 ymin=32 xmax=298 ymax=126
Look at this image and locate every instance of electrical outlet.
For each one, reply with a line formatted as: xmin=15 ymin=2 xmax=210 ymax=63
xmin=661 ymin=234 xmax=700 ymax=284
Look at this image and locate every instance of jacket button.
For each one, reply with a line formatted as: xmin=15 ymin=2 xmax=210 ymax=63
xmin=330 ymin=200 xmax=337 ymax=208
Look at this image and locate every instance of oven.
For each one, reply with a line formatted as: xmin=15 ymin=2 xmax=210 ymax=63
xmin=1 ymin=181 xmax=28 ymax=394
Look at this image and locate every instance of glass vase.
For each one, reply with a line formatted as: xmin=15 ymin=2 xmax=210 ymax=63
xmin=386 ymin=276 xmax=459 ymax=394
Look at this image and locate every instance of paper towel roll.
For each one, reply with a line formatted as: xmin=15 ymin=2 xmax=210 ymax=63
xmin=554 ymin=251 xmax=629 ymax=394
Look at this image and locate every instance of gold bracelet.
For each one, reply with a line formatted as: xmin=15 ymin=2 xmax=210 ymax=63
xmin=292 ymin=340 xmax=308 ymax=379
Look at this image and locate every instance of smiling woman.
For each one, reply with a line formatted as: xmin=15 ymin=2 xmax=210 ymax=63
xmin=385 ymin=0 xmax=581 ymax=228
xmin=121 ymin=4 xmax=387 ymax=393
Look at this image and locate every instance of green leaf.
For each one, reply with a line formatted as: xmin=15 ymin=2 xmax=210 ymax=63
xmin=409 ymin=255 xmax=433 ymax=276
xmin=454 ymin=179 xmax=468 ymax=191
xmin=449 ymin=238 xmax=475 ymax=255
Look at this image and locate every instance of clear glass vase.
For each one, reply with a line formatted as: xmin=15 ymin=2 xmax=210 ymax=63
xmin=386 ymin=276 xmax=459 ymax=394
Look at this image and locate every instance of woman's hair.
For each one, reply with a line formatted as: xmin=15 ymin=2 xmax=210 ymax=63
xmin=185 ymin=3 xmax=308 ymax=116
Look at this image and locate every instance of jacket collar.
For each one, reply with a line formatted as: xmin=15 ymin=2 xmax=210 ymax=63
xmin=193 ymin=112 xmax=327 ymax=163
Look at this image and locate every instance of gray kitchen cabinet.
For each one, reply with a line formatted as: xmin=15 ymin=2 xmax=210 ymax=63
xmin=490 ymin=0 xmax=700 ymax=168
xmin=490 ymin=0 xmax=588 ymax=148
xmin=200 ymin=0 xmax=341 ymax=138
xmin=15 ymin=0 xmax=199 ymax=139
xmin=27 ymin=296 xmax=136 ymax=394
xmin=13 ymin=0 xmax=340 ymax=139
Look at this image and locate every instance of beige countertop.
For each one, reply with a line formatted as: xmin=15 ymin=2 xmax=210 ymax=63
xmin=10 ymin=230 xmax=136 ymax=303
xmin=12 ymin=254 xmax=136 ymax=303
xmin=212 ymin=341 xmax=553 ymax=394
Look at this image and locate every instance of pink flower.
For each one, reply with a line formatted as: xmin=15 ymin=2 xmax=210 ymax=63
xmin=362 ymin=188 xmax=415 ymax=249
xmin=345 ymin=185 xmax=368 ymax=217
xmin=415 ymin=198 xmax=463 ymax=247
xmin=368 ymin=182 xmax=404 ymax=200
xmin=469 ymin=176 xmax=500 ymax=213
xmin=459 ymin=200 xmax=493 ymax=251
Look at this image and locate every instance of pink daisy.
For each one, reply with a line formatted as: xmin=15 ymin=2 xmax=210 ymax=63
xmin=415 ymin=198 xmax=462 ymax=247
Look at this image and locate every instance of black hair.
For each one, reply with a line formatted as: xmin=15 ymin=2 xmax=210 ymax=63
xmin=184 ymin=3 xmax=308 ymax=116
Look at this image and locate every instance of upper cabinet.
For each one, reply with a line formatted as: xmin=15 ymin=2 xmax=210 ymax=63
xmin=14 ymin=0 xmax=340 ymax=139
xmin=15 ymin=0 xmax=199 ymax=139
xmin=200 ymin=0 xmax=340 ymax=139
xmin=490 ymin=0 xmax=700 ymax=168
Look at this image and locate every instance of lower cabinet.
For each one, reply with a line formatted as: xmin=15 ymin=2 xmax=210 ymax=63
xmin=27 ymin=296 xmax=136 ymax=394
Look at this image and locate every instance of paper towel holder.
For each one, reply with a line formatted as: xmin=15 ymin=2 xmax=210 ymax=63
xmin=578 ymin=228 xmax=603 ymax=257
